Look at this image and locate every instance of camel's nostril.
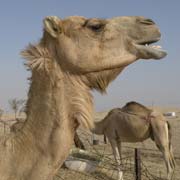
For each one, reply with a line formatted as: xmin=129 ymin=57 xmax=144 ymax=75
xmin=140 ymin=18 xmax=155 ymax=25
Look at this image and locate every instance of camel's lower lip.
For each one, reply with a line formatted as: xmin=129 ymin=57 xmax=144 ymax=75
xmin=134 ymin=43 xmax=167 ymax=59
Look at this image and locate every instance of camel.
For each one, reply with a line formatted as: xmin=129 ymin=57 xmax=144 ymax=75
xmin=92 ymin=101 xmax=175 ymax=180
xmin=0 ymin=15 xmax=167 ymax=180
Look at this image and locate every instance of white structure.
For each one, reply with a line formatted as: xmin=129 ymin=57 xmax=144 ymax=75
xmin=65 ymin=156 xmax=99 ymax=173
xmin=163 ymin=112 xmax=176 ymax=117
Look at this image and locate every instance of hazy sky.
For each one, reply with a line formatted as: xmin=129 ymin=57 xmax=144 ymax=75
xmin=0 ymin=0 xmax=179 ymax=112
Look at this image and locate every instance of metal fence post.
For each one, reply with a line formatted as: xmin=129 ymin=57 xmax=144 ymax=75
xmin=3 ymin=122 xmax=6 ymax=134
xmin=135 ymin=148 xmax=141 ymax=180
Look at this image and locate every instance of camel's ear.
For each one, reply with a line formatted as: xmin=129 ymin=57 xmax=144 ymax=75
xmin=43 ymin=16 xmax=63 ymax=38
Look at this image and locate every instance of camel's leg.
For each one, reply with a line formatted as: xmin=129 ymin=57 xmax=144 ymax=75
xmin=155 ymin=142 xmax=172 ymax=179
xmin=163 ymin=148 xmax=173 ymax=180
xmin=117 ymin=139 xmax=122 ymax=162
xmin=109 ymin=139 xmax=123 ymax=180
xmin=153 ymin=123 xmax=174 ymax=180
xmin=166 ymin=122 xmax=176 ymax=169
xmin=169 ymin=144 xmax=176 ymax=169
xmin=156 ymin=138 xmax=175 ymax=174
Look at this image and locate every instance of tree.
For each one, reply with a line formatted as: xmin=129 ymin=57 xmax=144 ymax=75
xmin=8 ymin=98 xmax=26 ymax=120
xmin=0 ymin=108 xmax=3 ymax=120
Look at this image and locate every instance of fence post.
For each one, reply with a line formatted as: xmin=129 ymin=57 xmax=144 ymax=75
xmin=3 ymin=122 xmax=6 ymax=134
xmin=135 ymin=148 xmax=141 ymax=180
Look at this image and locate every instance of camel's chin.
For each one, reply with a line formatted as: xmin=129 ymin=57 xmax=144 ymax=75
xmin=135 ymin=44 xmax=167 ymax=60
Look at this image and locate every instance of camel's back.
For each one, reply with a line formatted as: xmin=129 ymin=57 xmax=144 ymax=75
xmin=121 ymin=101 xmax=151 ymax=117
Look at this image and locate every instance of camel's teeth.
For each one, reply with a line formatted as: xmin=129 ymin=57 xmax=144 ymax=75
xmin=151 ymin=45 xmax=162 ymax=49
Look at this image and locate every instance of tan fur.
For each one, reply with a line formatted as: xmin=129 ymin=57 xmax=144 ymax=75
xmin=10 ymin=120 xmax=85 ymax=150
xmin=0 ymin=15 xmax=166 ymax=180
xmin=93 ymin=102 xmax=175 ymax=180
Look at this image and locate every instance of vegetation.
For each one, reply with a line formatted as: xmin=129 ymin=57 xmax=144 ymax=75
xmin=8 ymin=98 xmax=26 ymax=119
xmin=0 ymin=108 xmax=3 ymax=120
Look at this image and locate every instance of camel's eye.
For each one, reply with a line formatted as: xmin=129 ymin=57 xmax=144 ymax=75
xmin=84 ymin=19 xmax=105 ymax=32
xmin=53 ymin=27 xmax=58 ymax=32
xmin=88 ymin=24 xmax=104 ymax=32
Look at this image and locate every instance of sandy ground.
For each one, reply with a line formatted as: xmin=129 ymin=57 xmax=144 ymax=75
xmin=0 ymin=107 xmax=179 ymax=180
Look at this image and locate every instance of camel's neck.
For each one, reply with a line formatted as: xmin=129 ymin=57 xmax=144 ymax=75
xmin=22 ymin=69 xmax=94 ymax=153
xmin=92 ymin=118 xmax=107 ymax=135
xmin=23 ymin=70 xmax=68 ymax=143
xmin=21 ymin=43 xmax=94 ymax=153
xmin=20 ymin=68 xmax=76 ymax=170
xmin=22 ymin=66 xmax=94 ymax=167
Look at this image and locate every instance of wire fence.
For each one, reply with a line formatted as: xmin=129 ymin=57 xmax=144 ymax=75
xmin=55 ymin=129 xmax=179 ymax=180
xmin=0 ymin=120 xmax=179 ymax=180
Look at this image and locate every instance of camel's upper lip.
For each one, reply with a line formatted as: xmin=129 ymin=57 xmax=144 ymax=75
xmin=137 ymin=37 xmax=160 ymax=46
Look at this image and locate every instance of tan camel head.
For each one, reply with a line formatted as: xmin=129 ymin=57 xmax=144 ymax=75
xmin=40 ymin=16 xmax=167 ymax=92
xmin=43 ymin=16 xmax=166 ymax=67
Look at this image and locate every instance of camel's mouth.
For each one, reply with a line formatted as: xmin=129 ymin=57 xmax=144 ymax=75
xmin=134 ymin=38 xmax=167 ymax=59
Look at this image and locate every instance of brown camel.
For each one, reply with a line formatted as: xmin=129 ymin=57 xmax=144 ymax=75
xmin=93 ymin=102 xmax=175 ymax=180
xmin=0 ymin=16 xmax=166 ymax=180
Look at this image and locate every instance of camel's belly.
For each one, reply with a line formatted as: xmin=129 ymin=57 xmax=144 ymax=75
xmin=120 ymin=134 xmax=149 ymax=142
xmin=116 ymin=124 xmax=150 ymax=143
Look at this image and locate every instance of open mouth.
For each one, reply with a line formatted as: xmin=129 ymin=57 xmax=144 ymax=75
xmin=139 ymin=39 xmax=163 ymax=51
xmin=135 ymin=38 xmax=167 ymax=59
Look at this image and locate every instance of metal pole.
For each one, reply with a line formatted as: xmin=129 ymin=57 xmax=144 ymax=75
xmin=3 ymin=122 xmax=5 ymax=134
xmin=135 ymin=148 xmax=141 ymax=180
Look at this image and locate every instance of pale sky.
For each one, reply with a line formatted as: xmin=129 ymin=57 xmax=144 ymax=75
xmin=0 ymin=0 xmax=179 ymax=112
